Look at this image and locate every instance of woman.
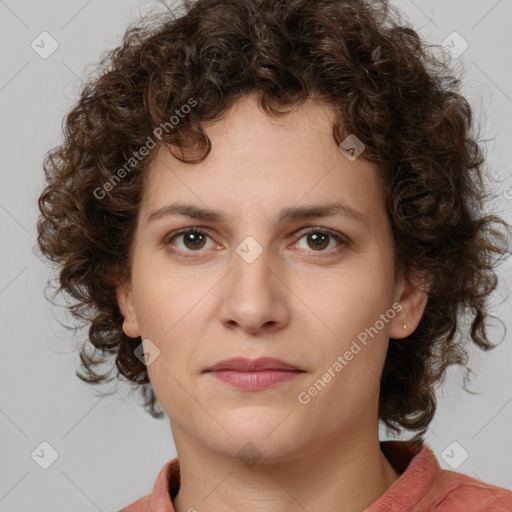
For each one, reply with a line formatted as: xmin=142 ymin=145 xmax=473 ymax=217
xmin=36 ymin=0 xmax=512 ymax=510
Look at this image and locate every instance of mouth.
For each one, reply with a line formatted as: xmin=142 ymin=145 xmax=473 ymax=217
xmin=204 ymin=356 xmax=302 ymax=372
xmin=203 ymin=357 xmax=305 ymax=390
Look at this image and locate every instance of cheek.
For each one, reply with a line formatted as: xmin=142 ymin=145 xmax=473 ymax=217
xmin=131 ymin=262 xmax=187 ymax=337
xmin=135 ymin=277 xmax=205 ymax=373
xmin=302 ymin=267 xmax=394 ymax=395
xmin=146 ymin=357 xmax=200 ymax=429
xmin=308 ymin=267 xmax=393 ymax=333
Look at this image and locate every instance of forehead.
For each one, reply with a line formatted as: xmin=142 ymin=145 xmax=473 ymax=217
xmin=140 ymin=94 xmax=385 ymax=227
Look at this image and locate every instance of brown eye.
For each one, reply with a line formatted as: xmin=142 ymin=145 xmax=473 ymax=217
xmin=165 ymin=228 xmax=214 ymax=253
xmin=306 ymin=232 xmax=330 ymax=251
xmin=181 ymin=231 xmax=207 ymax=250
xmin=294 ymin=228 xmax=347 ymax=254
xmin=164 ymin=227 xmax=348 ymax=257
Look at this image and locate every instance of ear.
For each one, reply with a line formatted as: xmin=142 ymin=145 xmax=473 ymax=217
xmin=389 ymin=268 xmax=430 ymax=339
xmin=116 ymin=281 xmax=141 ymax=339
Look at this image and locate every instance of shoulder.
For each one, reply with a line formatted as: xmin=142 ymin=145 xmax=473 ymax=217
xmin=428 ymin=469 xmax=512 ymax=512
xmin=117 ymin=458 xmax=179 ymax=512
xmin=375 ymin=440 xmax=512 ymax=512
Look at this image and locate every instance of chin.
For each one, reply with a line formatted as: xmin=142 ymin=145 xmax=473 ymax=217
xmin=211 ymin=421 xmax=306 ymax=461
xmin=210 ymin=436 xmax=301 ymax=467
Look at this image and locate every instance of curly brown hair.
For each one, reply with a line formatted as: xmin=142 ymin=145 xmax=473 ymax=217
xmin=36 ymin=0 xmax=510 ymax=443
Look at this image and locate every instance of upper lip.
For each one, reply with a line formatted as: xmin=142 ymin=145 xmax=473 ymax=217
xmin=204 ymin=357 xmax=302 ymax=372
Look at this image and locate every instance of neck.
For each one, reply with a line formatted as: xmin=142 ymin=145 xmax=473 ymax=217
xmin=171 ymin=422 xmax=400 ymax=512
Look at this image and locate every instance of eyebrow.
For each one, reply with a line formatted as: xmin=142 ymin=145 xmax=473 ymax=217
xmin=147 ymin=201 xmax=369 ymax=227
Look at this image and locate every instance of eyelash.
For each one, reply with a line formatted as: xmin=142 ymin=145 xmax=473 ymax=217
xmin=163 ymin=227 xmax=349 ymax=257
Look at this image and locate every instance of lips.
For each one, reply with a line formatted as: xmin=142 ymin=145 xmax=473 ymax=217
xmin=204 ymin=357 xmax=302 ymax=372
xmin=204 ymin=357 xmax=305 ymax=390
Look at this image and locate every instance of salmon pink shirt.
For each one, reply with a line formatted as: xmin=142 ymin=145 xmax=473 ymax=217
xmin=119 ymin=440 xmax=512 ymax=511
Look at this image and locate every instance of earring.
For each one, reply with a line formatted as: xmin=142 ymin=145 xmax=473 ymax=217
xmin=403 ymin=324 xmax=407 ymax=330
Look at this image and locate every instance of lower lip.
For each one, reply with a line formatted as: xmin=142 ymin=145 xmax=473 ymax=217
xmin=206 ymin=370 xmax=303 ymax=390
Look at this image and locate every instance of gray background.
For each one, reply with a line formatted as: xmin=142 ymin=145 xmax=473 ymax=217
xmin=1 ymin=1 xmax=511 ymax=510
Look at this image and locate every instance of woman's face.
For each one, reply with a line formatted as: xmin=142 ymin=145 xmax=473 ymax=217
xmin=117 ymin=93 xmax=423 ymax=462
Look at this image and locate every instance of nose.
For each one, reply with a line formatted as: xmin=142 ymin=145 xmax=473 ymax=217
xmin=219 ymin=246 xmax=290 ymax=335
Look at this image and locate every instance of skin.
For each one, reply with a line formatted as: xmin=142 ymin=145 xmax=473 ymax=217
xmin=117 ymin=92 xmax=428 ymax=512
